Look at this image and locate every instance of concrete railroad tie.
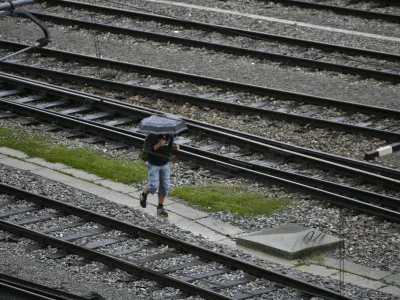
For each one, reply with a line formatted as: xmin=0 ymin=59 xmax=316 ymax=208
xmin=364 ymin=142 xmax=400 ymax=160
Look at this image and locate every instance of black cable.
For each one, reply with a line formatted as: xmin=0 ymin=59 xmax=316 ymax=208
xmin=89 ymin=0 xmax=102 ymax=58
xmin=339 ymin=208 xmax=344 ymax=294
xmin=7 ymin=0 xmax=15 ymax=10
xmin=88 ymin=0 xmax=105 ymax=103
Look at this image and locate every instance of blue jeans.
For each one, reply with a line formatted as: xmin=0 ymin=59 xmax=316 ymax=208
xmin=147 ymin=162 xmax=171 ymax=197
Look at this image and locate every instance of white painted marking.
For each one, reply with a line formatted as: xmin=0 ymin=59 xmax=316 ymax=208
xmin=377 ymin=145 xmax=393 ymax=156
xmin=143 ymin=0 xmax=400 ymax=43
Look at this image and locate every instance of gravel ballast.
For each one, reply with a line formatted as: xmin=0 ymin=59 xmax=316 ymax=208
xmin=0 ymin=1 xmax=399 ymax=298
xmin=0 ymin=160 xmax=399 ymax=299
xmin=0 ymin=117 xmax=399 ymax=279
xmin=0 ymin=17 xmax=399 ymax=111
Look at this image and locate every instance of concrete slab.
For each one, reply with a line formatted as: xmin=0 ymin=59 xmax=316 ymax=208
xmin=101 ymin=191 xmax=140 ymax=208
xmin=95 ymin=179 xmax=138 ymax=194
xmin=0 ymin=157 xmax=43 ymax=171
xmin=31 ymin=169 xmax=139 ymax=211
xmin=197 ymin=216 xmax=243 ymax=236
xmin=322 ymin=257 xmax=391 ymax=280
xmin=128 ymin=191 xmax=175 ymax=206
xmin=32 ymin=168 xmax=141 ymax=208
xmin=236 ymin=224 xmax=342 ymax=260
xmin=62 ymin=168 xmax=101 ymax=182
xmin=383 ymin=273 xmax=400 ymax=286
xmin=168 ymin=214 xmax=226 ymax=241
xmin=330 ymin=273 xmax=383 ymax=290
xmin=168 ymin=202 xmax=208 ymax=220
xmin=137 ymin=203 xmax=186 ymax=222
xmin=139 ymin=203 xmax=158 ymax=217
xmin=0 ymin=155 xmax=6 ymax=159
xmin=148 ymin=193 xmax=175 ymax=206
xmin=127 ymin=190 xmax=141 ymax=200
xmin=25 ymin=158 xmax=69 ymax=170
xmin=217 ymin=238 xmax=298 ymax=267
xmin=30 ymin=168 xmax=78 ymax=183
xmin=296 ymin=264 xmax=339 ymax=277
xmin=0 ymin=147 xmax=29 ymax=159
xmin=379 ymin=285 xmax=400 ymax=296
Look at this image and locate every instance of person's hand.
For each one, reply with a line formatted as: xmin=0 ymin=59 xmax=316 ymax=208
xmin=172 ymin=144 xmax=180 ymax=151
xmin=157 ymin=137 xmax=165 ymax=147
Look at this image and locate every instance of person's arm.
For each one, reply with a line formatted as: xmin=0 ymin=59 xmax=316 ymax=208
xmin=169 ymin=135 xmax=180 ymax=151
xmin=153 ymin=135 xmax=165 ymax=151
xmin=144 ymin=135 xmax=163 ymax=152
xmin=167 ymin=135 xmax=174 ymax=150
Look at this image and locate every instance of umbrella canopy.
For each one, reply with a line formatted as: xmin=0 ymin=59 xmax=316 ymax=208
xmin=137 ymin=113 xmax=187 ymax=134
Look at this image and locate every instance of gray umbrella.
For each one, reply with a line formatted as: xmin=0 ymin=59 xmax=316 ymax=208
xmin=137 ymin=113 xmax=187 ymax=134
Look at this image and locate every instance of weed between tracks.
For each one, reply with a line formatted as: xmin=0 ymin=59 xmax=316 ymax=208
xmin=170 ymin=184 xmax=288 ymax=217
xmin=1 ymin=127 xmax=287 ymax=216
xmin=0 ymin=127 xmax=147 ymax=183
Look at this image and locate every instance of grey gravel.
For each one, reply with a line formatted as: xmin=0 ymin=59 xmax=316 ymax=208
xmin=0 ymin=2 xmax=399 ymax=299
xmin=0 ymin=113 xmax=399 ymax=277
xmin=75 ymin=0 xmax=400 ymax=54
xmin=27 ymin=3 xmax=400 ymax=75
xmin=0 ymin=160 xmax=398 ymax=299
xmin=0 ymin=17 xmax=399 ymax=111
xmin=1 ymin=59 xmax=398 ymax=170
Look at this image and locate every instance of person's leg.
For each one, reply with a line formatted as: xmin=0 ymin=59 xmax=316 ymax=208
xmin=158 ymin=194 xmax=165 ymax=205
xmin=157 ymin=163 xmax=170 ymax=216
xmin=140 ymin=163 xmax=159 ymax=208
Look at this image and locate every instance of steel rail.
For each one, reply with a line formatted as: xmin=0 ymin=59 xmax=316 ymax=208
xmin=0 ymin=93 xmax=399 ymax=218
xmin=0 ymin=73 xmax=400 ymax=193
xmin=25 ymin=11 xmax=400 ymax=83
xmin=2 ymin=40 xmax=399 ymax=119
xmin=2 ymin=94 xmax=399 ymax=210
xmin=0 ymin=224 xmax=231 ymax=300
xmin=0 ymin=0 xmax=35 ymax=11
xmin=0 ymin=274 xmax=88 ymax=300
xmin=0 ymin=282 xmax=58 ymax=300
xmin=1 ymin=90 xmax=399 ymax=209
xmin=2 ymin=71 xmax=400 ymax=185
xmin=0 ymin=58 xmax=399 ymax=144
xmin=184 ymin=122 xmax=400 ymax=181
xmin=262 ymin=0 xmax=400 ymax=23
xmin=2 ymin=72 xmax=400 ymax=192
xmin=39 ymin=0 xmax=400 ymax=62
xmin=0 ymin=182 xmax=357 ymax=300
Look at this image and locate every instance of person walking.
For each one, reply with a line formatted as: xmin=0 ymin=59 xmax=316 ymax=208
xmin=139 ymin=133 xmax=179 ymax=216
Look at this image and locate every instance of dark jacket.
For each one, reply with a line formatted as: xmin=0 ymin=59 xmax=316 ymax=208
xmin=144 ymin=134 xmax=174 ymax=166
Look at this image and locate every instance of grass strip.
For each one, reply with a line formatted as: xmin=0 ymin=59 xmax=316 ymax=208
xmin=0 ymin=127 xmax=147 ymax=183
xmin=170 ymin=184 xmax=288 ymax=217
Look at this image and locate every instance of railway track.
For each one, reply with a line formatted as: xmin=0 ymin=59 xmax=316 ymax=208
xmin=258 ymin=0 xmax=400 ymax=23
xmin=22 ymin=0 xmax=400 ymax=83
xmin=0 ymin=182 xmax=355 ymax=300
xmin=0 ymin=273 xmax=95 ymax=300
xmin=1 ymin=72 xmax=400 ymax=223
xmin=1 ymin=40 xmax=400 ymax=147
xmin=0 ymin=1 xmax=399 ymax=299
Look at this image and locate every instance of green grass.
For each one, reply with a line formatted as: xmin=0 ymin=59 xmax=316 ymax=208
xmin=293 ymin=262 xmax=307 ymax=268
xmin=170 ymin=184 xmax=288 ymax=217
xmin=0 ymin=127 xmax=147 ymax=183
xmin=99 ymin=68 xmax=118 ymax=79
